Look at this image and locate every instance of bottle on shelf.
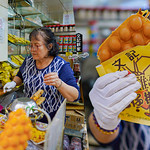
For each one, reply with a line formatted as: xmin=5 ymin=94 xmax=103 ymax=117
xmin=73 ymin=58 xmax=81 ymax=82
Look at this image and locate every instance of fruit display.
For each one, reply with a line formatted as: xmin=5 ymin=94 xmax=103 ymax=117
xmin=10 ymin=55 xmax=25 ymax=66
xmin=0 ymin=108 xmax=32 ymax=150
xmin=0 ymin=62 xmax=13 ymax=86
xmin=0 ymin=56 xmax=24 ymax=86
xmin=97 ymin=9 xmax=150 ymax=62
xmin=8 ymin=34 xmax=30 ymax=45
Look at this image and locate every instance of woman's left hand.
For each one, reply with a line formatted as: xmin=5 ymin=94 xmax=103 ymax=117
xmin=44 ymin=72 xmax=62 ymax=88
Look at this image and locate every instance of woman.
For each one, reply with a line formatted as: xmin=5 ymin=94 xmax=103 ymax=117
xmin=88 ymin=70 xmax=150 ymax=150
xmin=3 ymin=27 xmax=80 ymax=121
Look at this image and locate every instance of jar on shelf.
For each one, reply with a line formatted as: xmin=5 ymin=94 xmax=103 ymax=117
xmin=69 ymin=24 xmax=73 ymax=32
xmin=72 ymin=24 xmax=76 ymax=32
xmin=73 ymin=58 xmax=80 ymax=80
xmin=64 ymin=25 xmax=68 ymax=32
xmin=51 ymin=25 xmax=55 ymax=32
xmin=60 ymin=25 xmax=64 ymax=32
xmin=55 ymin=25 xmax=60 ymax=32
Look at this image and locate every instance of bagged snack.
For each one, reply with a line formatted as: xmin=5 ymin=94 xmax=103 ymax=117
xmin=68 ymin=136 xmax=82 ymax=150
xmin=96 ymin=44 xmax=150 ymax=125
xmin=97 ymin=9 xmax=150 ymax=62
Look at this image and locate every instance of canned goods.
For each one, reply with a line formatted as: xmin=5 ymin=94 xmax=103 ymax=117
xmin=63 ymin=36 xmax=69 ymax=44
xmin=72 ymin=35 xmax=76 ymax=44
xmin=68 ymin=44 xmax=73 ymax=52
xmin=72 ymin=44 xmax=76 ymax=52
xmin=59 ymin=44 xmax=63 ymax=52
xmin=63 ymin=44 xmax=68 ymax=52
xmin=59 ymin=36 xmax=64 ymax=44
xmin=68 ymin=35 xmax=73 ymax=44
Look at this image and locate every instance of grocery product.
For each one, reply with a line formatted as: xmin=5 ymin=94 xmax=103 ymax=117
xmin=68 ymin=136 xmax=82 ymax=150
xmin=31 ymin=122 xmax=46 ymax=144
xmin=96 ymin=44 xmax=150 ymax=126
xmin=0 ymin=108 xmax=32 ymax=150
xmin=63 ymin=134 xmax=70 ymax=150
xmin=97 ymin=9 xmax=150 ymax=62
xmin=10 ymin=55 xmax=25 ymax=66
xmin=8 ymin=34 xmax=30 ymax=45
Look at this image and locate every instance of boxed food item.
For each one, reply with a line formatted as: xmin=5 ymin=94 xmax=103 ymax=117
xmin=65 ymin=110 xmax=85 ymax=131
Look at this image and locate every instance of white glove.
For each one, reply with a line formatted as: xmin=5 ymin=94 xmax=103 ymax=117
xmin=3 ymin=81 xmax=16 ymax=93
xmin=89 ymin=70 xmax=141 ymax=130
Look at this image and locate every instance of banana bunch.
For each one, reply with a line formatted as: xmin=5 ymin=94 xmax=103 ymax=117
xmin=10 ymin=55 xmax=25 ymax=66
xmin=8 ymin=34 xmax=30 ymax=45
xmin=8 ymin=34 xmax=17 ymax=43
xmin=0 ymin=61 xmax=19 ymax=86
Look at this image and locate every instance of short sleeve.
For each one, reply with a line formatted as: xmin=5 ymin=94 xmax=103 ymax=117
xmin=59 ymin=62 xmax=80 ymax=101
xmin=16 ymin=57 xmax=27 ymax=81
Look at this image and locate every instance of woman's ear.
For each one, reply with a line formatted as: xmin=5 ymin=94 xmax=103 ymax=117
xmin=48 ymin=43 xmax=53 ymax=50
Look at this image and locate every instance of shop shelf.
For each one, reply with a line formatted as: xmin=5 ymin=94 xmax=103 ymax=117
xmin=8 ymin=41 xmax=29 ymax=47
xmin=8 ymin=0 xmax=53 ymax=26
xmin=8 ymin=17 xmax=42 ymax=29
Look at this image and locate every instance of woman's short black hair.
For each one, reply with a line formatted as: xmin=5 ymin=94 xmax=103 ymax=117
xmin=29 ymin=27 xmax=59 ymax=57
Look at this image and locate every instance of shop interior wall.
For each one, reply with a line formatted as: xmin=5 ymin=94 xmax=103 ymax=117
xmin=0 ymin=0 xmax=8 ymax=61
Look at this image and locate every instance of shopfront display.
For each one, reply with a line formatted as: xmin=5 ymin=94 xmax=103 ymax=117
xmin=0 ymin=0 xmax=89 ymax=149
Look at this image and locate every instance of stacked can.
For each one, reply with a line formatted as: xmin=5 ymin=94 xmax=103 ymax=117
xmin=58 ymin=35 xmax=77 ymax=54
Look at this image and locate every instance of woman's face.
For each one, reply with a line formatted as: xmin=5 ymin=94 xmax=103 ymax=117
xmin=30 ymin=34 xmax=49 ymax=60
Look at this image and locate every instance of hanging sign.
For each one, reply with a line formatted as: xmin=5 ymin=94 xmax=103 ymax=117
xmin=76 ymin=33 xmax=82 ymax=52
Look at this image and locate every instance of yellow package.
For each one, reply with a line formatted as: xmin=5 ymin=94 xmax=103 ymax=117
xmin=97 ymin=9 xmax=150 ymax=63
xmin=96 ymin=44 xmax=150 ymax=126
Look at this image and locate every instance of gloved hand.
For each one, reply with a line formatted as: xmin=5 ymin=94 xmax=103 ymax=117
xmin=89 ymin=70 xmax=141 ymax=130
xmin=3 ymin=81 xmax=16 ymax=93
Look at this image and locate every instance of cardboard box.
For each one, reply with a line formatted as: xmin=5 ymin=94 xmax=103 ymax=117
xmin=65 ymin=110 xmax=85 ymax=131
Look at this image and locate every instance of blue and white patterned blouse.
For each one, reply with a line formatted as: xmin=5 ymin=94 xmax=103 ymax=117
xmin=16 ymin=56 xmax=80 ymax=120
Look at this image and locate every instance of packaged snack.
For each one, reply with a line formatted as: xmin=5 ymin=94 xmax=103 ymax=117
xmin=63 ymin=134 xmax=70 ymax=150
xmin=96 ymin=44 xmax=150 ymax=126
xmin=68 ymin=136 xmax=82 ymax=150
xmin=97 ymin=9 xmax=150 ymax=62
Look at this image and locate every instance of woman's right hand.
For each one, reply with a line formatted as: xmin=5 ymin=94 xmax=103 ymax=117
xmin=89 ymin=70 xmax=141 ymax=130
xmin=3 ymin=81 xmax=16 ymax=93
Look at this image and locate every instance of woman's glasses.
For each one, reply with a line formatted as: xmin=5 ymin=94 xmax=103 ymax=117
xmin=29 ymin=44 xmax=45 ymax=51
